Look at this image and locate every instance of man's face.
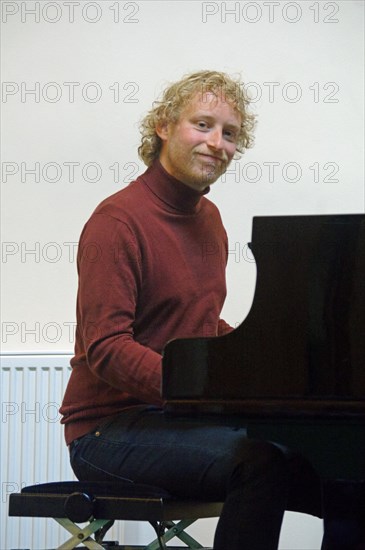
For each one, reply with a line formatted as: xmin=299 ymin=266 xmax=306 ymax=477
xmin=157 ymin=92 xmax=241 ymax=191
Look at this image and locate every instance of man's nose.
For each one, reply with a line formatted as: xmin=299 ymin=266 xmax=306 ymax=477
xmin=206 ymin=128 xmax=224 ymax=149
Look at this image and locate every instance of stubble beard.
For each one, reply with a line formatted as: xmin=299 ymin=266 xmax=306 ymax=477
xmin=196 ymin=157 xmax=229 ymax=187
xmin=184 ymin=163 xmax=222 ymax=191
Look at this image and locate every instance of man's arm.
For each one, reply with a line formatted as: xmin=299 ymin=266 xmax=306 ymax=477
xmin=218 ymin=318 xmax=234 ymax=336
xmin=76 ymin=212 xmax=163 ymax=406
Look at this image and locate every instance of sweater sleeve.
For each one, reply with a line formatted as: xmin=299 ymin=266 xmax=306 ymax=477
xmin=76 ymin=212 xmax=163 ymax=406
xmin=218 ymin=318 xmax=234 ymax=335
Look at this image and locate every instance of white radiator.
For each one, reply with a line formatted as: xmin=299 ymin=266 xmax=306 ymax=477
xmin=0 ymin=353 xmax=152 ymax=550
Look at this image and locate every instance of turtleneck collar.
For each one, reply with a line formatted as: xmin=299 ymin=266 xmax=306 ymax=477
xmin=140 ymin=159 xmax=210 ymax=214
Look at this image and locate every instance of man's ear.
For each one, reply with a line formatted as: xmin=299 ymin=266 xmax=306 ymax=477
xmin=156 ymin=121 xmax=169 ymax=141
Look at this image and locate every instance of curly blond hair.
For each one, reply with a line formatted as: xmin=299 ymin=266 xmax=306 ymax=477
xmin=138 ymin=70 xmax=256 ymax=167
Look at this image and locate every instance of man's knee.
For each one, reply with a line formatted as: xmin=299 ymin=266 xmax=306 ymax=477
xmin=229 ymin=439 xmax=288 ymax=487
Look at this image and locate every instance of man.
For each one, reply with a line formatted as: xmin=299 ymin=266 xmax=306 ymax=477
xmin=60 ymin=70 xmax=322 ymax=549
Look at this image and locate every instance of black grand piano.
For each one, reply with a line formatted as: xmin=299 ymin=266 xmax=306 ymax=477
xmin=162 ymin=214 xmax=365 ymax=543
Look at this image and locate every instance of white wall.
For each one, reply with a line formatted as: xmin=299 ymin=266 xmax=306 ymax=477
xmin=2 ymin=0 xmax=364 ymax=351
xmin=1 ymin=1 xmax=364 ymax=547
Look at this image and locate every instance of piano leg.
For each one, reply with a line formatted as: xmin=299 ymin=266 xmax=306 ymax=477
xmin=321 ymin=480 xmax=365 ymax=549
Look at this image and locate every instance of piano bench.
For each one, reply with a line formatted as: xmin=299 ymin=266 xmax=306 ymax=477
xmin=8 ymin=481 xmax=223 ymax=550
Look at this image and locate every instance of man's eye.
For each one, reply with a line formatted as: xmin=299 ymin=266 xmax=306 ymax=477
xmin=224 ymin=130 xmax=237 ymax=141
xmin=197 ymin=121 xmax=208 ymax=129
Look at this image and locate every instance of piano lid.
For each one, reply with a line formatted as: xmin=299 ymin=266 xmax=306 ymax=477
xmin=162 ymin=214 xmax=365 ymax=409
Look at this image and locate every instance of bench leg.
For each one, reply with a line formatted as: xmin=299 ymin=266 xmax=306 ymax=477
xmin=50 ymin=517 xmax=209 ymax=550
xmin=149 ymin=519 xmax=204 ymax=549
xmin=55 ymin=517 xmax=111 ymax=550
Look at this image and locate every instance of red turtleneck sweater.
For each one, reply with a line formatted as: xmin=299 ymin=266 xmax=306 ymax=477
xmin=60 ymin=160 xmax=232 ymax=445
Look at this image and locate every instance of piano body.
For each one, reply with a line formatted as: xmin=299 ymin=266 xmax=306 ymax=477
xmin=162 ymin=214 xmax=365 ymax=536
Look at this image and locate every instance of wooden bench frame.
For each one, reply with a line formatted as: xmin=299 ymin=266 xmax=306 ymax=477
xmin=8 ymin=481 xmax=223 ymax=550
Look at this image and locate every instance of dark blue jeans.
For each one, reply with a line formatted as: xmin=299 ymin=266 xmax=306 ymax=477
xmin=70 ymin=405 xmax=322 ymax=550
